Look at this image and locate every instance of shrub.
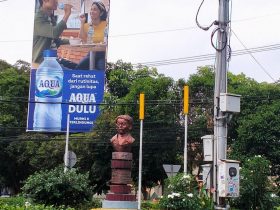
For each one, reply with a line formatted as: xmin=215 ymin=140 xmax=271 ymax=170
xmin=75 ymin=196 xmax=102 ymax=210
xmin=21 ymin=166 xmax=93 ymax=208
xmin=158 ymin=173 xmax=213 ymax=210
xmin=230 ymin=156 xmax=279 ymax=210
xmin=0 ymin=196 xmax=25 ymax=207
xmin=0 ymin=196 xmax=74 ymax=209
xmin=142 ymin=200 xmax=160 ymax=210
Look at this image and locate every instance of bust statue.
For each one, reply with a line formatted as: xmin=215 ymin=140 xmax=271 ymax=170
xmin=110 ymin=115 xmax=135 ymax=152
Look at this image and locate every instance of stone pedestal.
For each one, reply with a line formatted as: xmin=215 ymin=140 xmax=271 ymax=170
xmin=102 ymin=152 xmax=137 ymax=209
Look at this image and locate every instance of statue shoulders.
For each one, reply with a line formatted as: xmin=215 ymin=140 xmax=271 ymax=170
xmin=110 ymin=134 xmax=118 ymax=143
xmin=111 ymin=134 xmax=135 ymax=145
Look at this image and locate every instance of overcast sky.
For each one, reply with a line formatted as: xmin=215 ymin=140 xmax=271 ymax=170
xmin=0 ymin=0 xmax=279 ymax=83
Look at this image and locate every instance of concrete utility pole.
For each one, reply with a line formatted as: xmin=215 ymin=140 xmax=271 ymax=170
xmin=213 ymin=0 xmax=229 ymax=208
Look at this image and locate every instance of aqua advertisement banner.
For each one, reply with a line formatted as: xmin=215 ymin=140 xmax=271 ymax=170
xmin=28 ymin=0 xmax=110 ymax=132
xmin=27 ymin=69 xmax=104 ymax=132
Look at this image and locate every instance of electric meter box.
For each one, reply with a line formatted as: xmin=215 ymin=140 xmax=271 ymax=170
xmin=218 ymin=159 xmax=240 ymax=197
xmin=201 ymin=135 xmax=213 ymax=161
xmin=201 ymin=164 xmax=211 ymax=189
xmin=220 ymin=93 xmax=241 ymax=113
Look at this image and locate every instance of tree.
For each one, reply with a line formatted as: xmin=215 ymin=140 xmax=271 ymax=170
xmin=86 ymin=63 xmax=186 ymax=197
xmin=2 ymin=133 xmax=63 ymax=193
xmin=13 ymin=60 xmax=31 ymax=73
xmin=0 ymin=60 xmax=30 ymax=193
xmin=1 ymin=57 xmax=279 ymax=203
xmin=106 ymin=60 xmax=135 ymax=98
xmin=230 ymin=101 xmax=280 ymax=176
xmin=116 ymin=68 xmax=185 ymax=199
xmin=185 ymin=66 xmax=215 ymax=174
xmin=226 ymin=73 xmax=280 ymax=178
xmin=0 ymin=61 xmax=29 ymax=136
xmin=0 ymin=59 xmax=12 ymax=70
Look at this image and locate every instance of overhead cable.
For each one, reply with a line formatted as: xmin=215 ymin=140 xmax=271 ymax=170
xmin=134 ymin=43 xmax=280 ymax=67
xmin=195 ymin=0 xmax=218 ymax=31
xmin=232 ymin=30 xmax=276 ymax=82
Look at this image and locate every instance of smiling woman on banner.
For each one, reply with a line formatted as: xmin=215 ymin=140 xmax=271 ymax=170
xmin=76 ymin=1 xmax=108 ymax=70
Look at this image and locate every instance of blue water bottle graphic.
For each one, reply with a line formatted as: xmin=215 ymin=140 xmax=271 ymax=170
xmin=33 ymin=50 xmax=64 ymax=131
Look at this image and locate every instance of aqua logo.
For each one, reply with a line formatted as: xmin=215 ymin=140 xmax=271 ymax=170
xmin=35 ymin=76 xmax=63 ymax=98
xmin=39 ymin=79 xmax=60 ymax=89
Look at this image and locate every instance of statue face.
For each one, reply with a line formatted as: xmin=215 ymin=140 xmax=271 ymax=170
xmin=116 ymin=118 xmax=130 ymax=135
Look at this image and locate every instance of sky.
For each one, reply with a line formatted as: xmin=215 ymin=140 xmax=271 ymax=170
xmin=0 ymin=0 xmax=280 ymax=83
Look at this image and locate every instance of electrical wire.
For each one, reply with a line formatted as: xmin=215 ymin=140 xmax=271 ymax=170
xmin=1 ymin=40 xmax=279 ymax=68
xmin=0 ymin=40 xmax=31 ymax=43
xmin=211 ymin=27 xmax=228 ymax=52
xmin=195 ymin=0 xmax=217 ymax=31
xmin=0 ymin=94 xmax=279 ymax=135
xmin=232 ymin=30 xmax=276 ymax=82
xmin=1 ymin=92 xmax=280 ymax=105
xmin=134 ymin=43 xmax=280 ymax=67
xmin=0 ymin=12 xmax=278 ymax=42
xmin=110 ymin=27 xmax=197 ymax=37
xmin=227 ymin=0 xmax=233 ymax=63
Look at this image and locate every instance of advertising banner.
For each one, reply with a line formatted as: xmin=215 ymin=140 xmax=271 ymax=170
xmin=28 ymin=0 xmax=111 ymax=132
xmin=27 ymin=69 xmax=105 ymax=132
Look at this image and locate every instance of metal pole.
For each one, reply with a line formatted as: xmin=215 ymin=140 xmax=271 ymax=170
xmin=137 ymin=120 xmax=143 ymax=210
xmin=64 ymin=113 xmax=70 ymax=173
xmin=183 ymin=86 xmax=189 ymax=174
xmin=213 ymin=0 xmax=229 ymax=208
xmin=89 ymin=51 xmax=95 ymax=70
xmin=183 ymin=114 xmax=188 ymax=173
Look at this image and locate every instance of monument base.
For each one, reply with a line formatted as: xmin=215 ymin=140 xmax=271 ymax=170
xmin=102 ymin=200 xmax=138 ymax=209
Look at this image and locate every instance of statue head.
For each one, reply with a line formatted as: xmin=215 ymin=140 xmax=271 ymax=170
xmin=115 ymin=115 xmax=133 ymax=135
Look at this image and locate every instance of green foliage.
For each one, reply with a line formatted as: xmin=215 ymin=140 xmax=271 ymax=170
xmin=13 ymin=60 xmax=31 ymax=72
xmin=142 ymin=200 xmax=160 ymax=210
xmin=0 ymin=59 xmax=13 ymax=70
xmin=21 ymin=166 xmax=93 ymax=208
xmin=1 ymin=59 xmax=279 ymax=210
xmin=188 ymin=66 xmax=215 ymax=100
xmin=92 ymin=62 xmax=188 ymax=195
xmin=119 ymin=70 xmax=185 ymax=194
xmin=0 ymin=66 xmax=29 ymax=133
xmin=0 ymin=196 xmax=26 ymax=207
xmin=1 ymin=135 xmax=65 ymax=193
xmin=231 ymin=100 xmax=280 ymax=175
xmin=106 ymin=60 xmax=135 ymax=98
xmin=0 ymin=196 xmax=74 ymax=210
xmin=231 ymin=156 xmax=278 ymax=210
xmin=158 ymin=173 xmax=213 ymax=210
xmin=227 ymin=74 xmax=280 ymax=144
xmin=74 ymin=197 xmax=102 ymax=210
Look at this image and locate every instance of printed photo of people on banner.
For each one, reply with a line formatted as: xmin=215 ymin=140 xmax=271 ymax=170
xmin=27 ymin=0 xmax=110 ymax=132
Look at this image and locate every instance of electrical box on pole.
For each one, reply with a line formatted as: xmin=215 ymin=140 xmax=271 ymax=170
xmin=220 ymin=93 xmax=241 ymax=113
xmin=201 ymin=135 xmax=213 ymax=162
xmin=201 ymin=164 xmax=212 ymax=190
xmin=218 ymin=159 xmax=240 ymax=197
